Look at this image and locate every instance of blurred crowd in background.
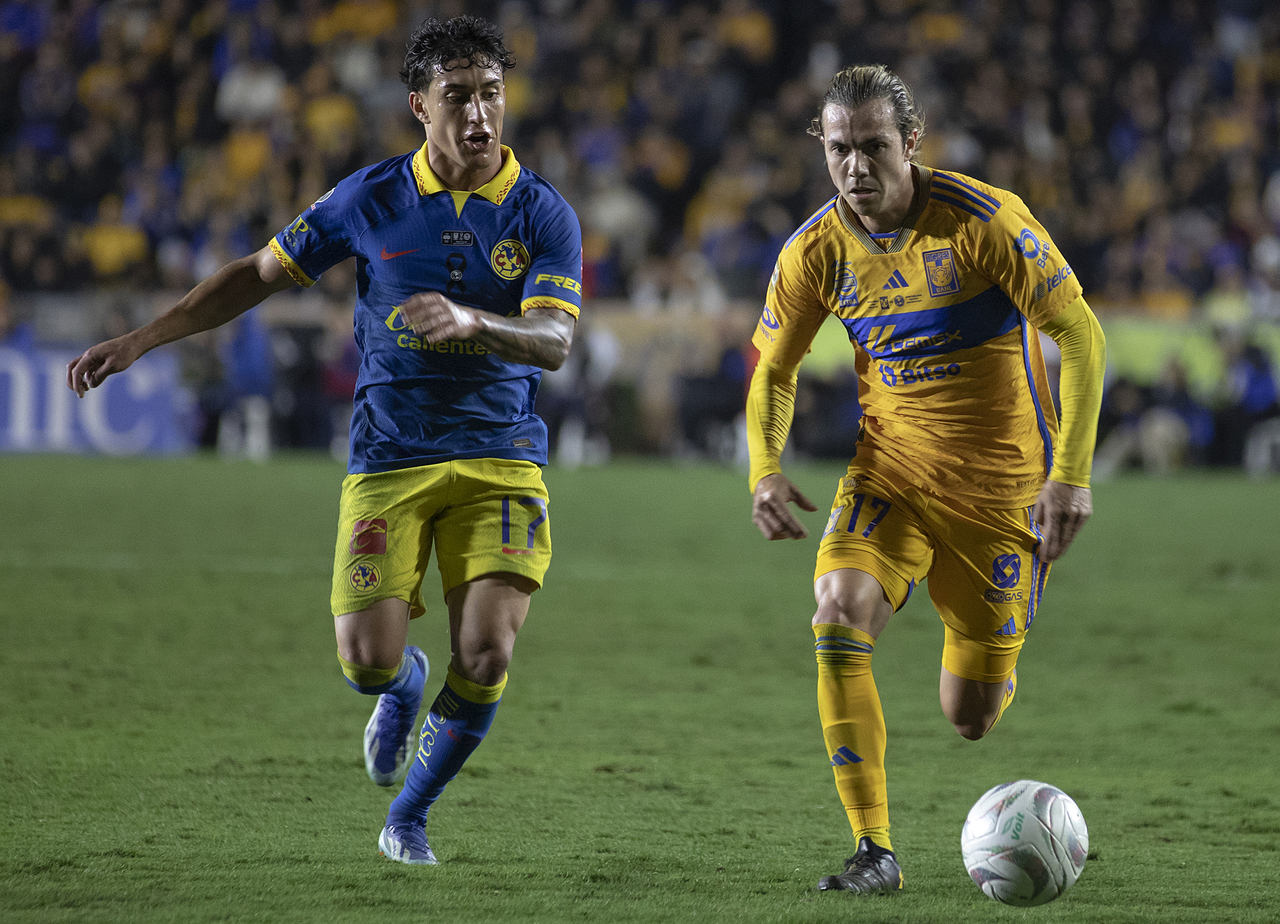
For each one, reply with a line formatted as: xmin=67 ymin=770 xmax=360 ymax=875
xmin=1 ymin=0 xmax=1279 ymax=471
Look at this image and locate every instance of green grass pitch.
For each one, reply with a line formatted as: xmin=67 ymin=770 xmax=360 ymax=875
xmin=2 ymin=455 xmax=1278 ymax=923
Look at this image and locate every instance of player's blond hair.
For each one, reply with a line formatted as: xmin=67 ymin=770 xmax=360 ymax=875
xmin=809 ymin=64 xmax=926 ymax=158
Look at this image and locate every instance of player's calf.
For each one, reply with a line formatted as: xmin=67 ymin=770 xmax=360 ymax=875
xmin=355 ymin=646 xmax=430 ymax=786
xmin=940 ymin=668 xmax=1013 ymax=740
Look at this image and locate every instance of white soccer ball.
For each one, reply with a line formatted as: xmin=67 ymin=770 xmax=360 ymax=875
xmin=960 ymin=779 xmax=1089 ymax=906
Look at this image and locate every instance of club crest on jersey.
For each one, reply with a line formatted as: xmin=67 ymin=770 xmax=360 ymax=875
xmin=923 ymin=248 xmax=961 ymax=297
xmin=350 ymin=562 xmax=381 ymax=592
xmin=491 ymin=239 xmax=530 ymax=279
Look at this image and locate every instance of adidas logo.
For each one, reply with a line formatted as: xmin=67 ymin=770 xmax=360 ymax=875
xmin=882 ymin=270 xmax=909 ymax=289
xmin=995 ymin=617 xmax=1016 ymax=636
xmin=831 ymin=746 xmax=863 ymax=766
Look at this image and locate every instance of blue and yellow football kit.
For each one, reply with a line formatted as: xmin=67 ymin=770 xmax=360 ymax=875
xmin=748 ymin=165 xmax=1105 ymax=854
xmin=269 ymin=142 xmax=582 ymax=616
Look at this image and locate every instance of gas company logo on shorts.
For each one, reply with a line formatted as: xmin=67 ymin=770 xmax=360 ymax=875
xmin=922 ymin=248 xmax=961 ymax=297
xmin=984 ymin=588 xmax=1024 ymax=603
xmin=991 ymin=553 xmax=1021 ymax=589
xmin=491 ymin=239 xmax=530 ymax=279
xmin=350 ymin=562 xmax=381 ymax=592
xmin=349 ymin=518 xmax=388 ymax=555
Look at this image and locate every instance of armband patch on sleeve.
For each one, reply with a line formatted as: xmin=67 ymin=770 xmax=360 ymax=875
xmin=270 ymin=239 xmax=316 ymax=288
xmin=521 ymin=295 xmax=580 ymax=318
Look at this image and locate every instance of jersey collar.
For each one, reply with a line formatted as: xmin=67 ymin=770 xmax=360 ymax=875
xmin=412 ymin=141 xmax=522 ymax=207
xmin=836 ymin=164 xmax=932 ymax=255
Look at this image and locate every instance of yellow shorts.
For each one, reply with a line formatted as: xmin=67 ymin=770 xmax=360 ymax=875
xmin=330 ymin=459 xmax=552 ymax=619
xmin=815 ymin=465 xmax=1048 ymax=684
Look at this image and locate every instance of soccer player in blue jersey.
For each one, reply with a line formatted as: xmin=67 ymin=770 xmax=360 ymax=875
xmin=747 ymin=65 xmax=1105 ymax=894
xmin=67 ymin=16 xmax=582 ymax=866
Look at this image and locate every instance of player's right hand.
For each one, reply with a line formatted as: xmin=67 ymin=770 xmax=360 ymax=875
xmin=752 ymin=472 xmax=819 ymax=541
xmin=397 ymin=291 xmax=483 ymax=343
xmin=66 ymin=336 xmax=142 ymax=397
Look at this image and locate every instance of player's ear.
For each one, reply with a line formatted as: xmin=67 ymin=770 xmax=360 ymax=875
xmin=903 ymin=129 xmax=918 ymax=162
xmin=409 ymin=91 xmax=431 ymax=127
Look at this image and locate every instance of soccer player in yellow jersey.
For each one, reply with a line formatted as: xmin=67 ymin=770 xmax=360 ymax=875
xmin=747 ymin=65 xmax=1105 ymax=894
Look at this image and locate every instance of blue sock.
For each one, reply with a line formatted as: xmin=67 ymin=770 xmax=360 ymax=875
xmin=387 ymin=666 xmax=506 ymax=826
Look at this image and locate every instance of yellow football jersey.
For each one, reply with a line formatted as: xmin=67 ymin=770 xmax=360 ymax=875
xmin=754 ymin=166 xmax=1083 ymax=508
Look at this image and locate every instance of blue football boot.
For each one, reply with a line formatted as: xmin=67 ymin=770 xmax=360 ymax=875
xmin=363 ymin=646 xmax=428 ymax=786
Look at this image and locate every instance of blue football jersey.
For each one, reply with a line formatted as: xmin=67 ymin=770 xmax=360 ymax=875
xmin=270 ymin=142 xmax=583 ymax=474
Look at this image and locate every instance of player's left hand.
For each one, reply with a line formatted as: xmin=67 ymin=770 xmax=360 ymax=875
xmin=397 ymin=291 xmax=484 ymax=342
xmin=1032 ymin=479 xmax=1092 ymax=562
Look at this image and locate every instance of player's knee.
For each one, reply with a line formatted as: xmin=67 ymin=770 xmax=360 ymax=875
xmin=334 ymin=599 xmax=410 ymax=670
xmin=336 ymin=638 xmax=403 ymax=672
xmin=947 ymin=706 xmax=997 ymax=741
xmin=454 ymin=639 xmax=513 ymax=687
xmin=953 ymin=719 xmax=992 ymax=741
xmin=811 ymin=593 xmax=887 ymax=633
xmin=812 ymin=570 xmax=894 ymax=635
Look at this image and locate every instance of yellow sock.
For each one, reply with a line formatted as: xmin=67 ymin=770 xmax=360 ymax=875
xmin=337 ymin=651 xmax=402 ymax=691
xmin=445 ymin=665 xmax=507 ymax=705
xmin=814 ymin=623 xmax=891 ymax=846
xmin=854 ymin=825 xmax=894 ymax=852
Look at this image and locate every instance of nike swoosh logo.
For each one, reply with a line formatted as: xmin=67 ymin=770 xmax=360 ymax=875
xmin=380 ymin=247 xmax=420 ymax=260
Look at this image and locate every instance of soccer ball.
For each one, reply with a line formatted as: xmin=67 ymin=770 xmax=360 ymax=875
xmin=960 ymin=779 xmax=1089 ymax=906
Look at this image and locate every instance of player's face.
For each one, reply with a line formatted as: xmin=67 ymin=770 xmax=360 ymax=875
xmin=821 ymin=99 xmax=917 ymax=233
xmin=411 ymin=60 xmax=506 ymax=191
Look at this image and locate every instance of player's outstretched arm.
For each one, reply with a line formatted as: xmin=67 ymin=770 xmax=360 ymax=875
xmin=396 ymin=292 xmax=575 ymax=370
xmin=67 ymin=246 xmax=295 ymax=396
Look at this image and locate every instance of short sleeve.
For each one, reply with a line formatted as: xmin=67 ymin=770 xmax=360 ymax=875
xmin=520 ymin=198 xmax=583 ymax=318
xmin=979 ymin=194 xmax=1083 ymax=329
xmin=269 ymin=182 xmax=361 ymax=287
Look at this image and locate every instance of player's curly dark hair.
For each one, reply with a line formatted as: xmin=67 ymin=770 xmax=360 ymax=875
xmin=808 ymin=64 xmax=926 ymax=158
xmin=400 ymin=15 xmax=516 ymax=93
